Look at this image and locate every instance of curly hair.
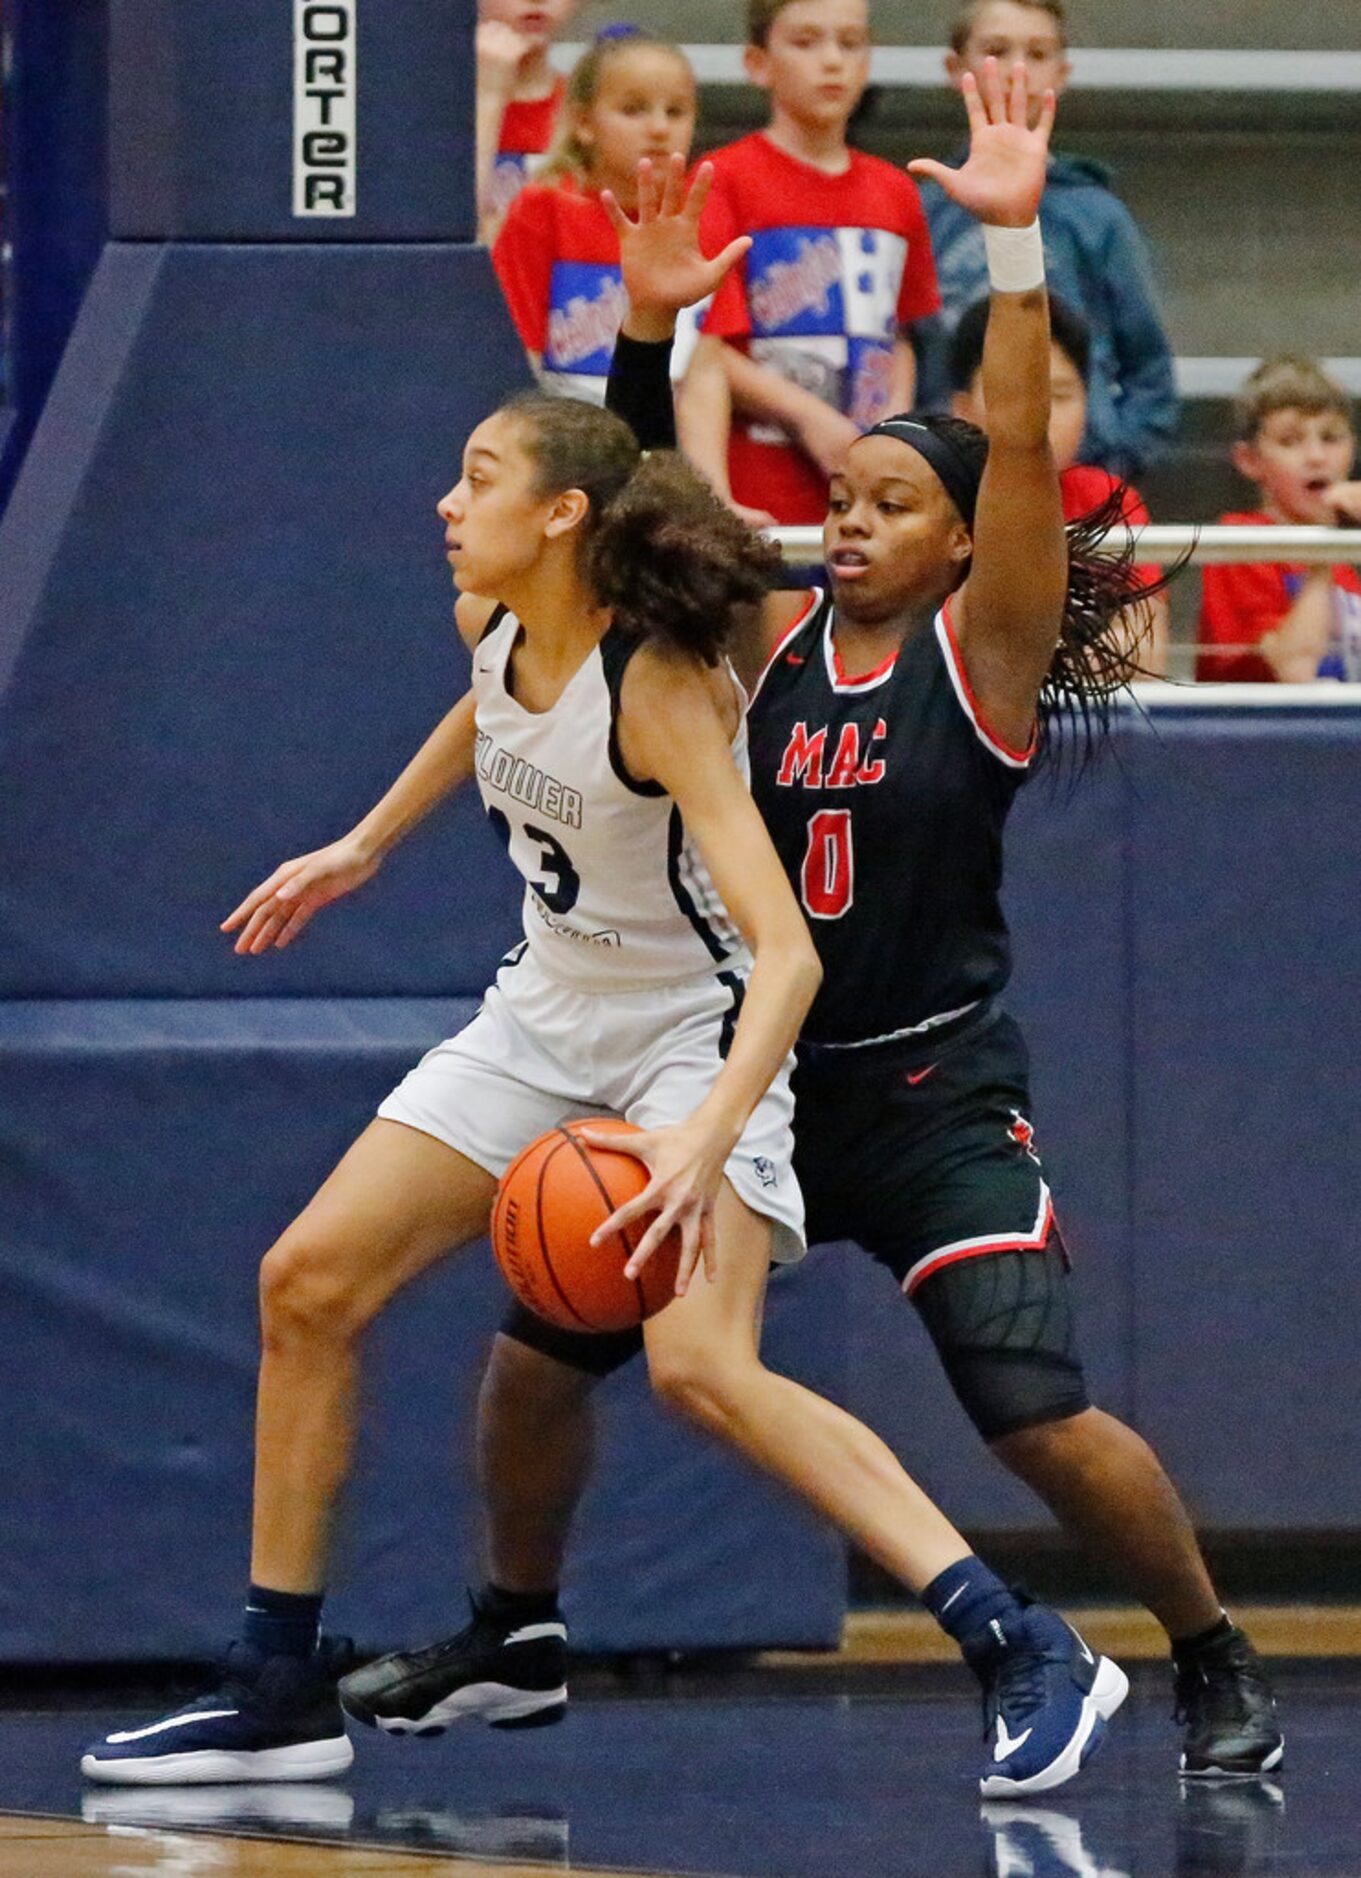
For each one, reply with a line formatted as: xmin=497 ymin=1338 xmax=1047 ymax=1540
xmin=502 ymin=393 xmax=778 ymax=665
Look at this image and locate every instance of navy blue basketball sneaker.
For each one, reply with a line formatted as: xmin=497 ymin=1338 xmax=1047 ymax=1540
xmin=967 ymin=1598 xmax=1128 ymax=1798
xmin=81 ymin=1642 xmax=353 ymax=1785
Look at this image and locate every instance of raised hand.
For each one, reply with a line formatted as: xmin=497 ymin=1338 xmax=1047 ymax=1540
xmin=909 ymin=58 xmax=1054 ymax=227
xmin=601 ymin=153 xmax=751 ymax=330
xmin=220 ymin=835 xmax=381 ymax=955
xmin=476 ymin=18 xmax=530 ymax=95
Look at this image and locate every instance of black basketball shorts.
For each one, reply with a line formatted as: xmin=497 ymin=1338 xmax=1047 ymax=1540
xmin=499 ymin=1009 xmax=1090 ymax=1438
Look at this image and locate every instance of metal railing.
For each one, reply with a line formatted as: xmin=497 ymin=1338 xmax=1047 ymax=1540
xmin=768 ymin=525 xmax=1361 ymax=566
xmin=767 ymin=525 xmax=1361 ymax=689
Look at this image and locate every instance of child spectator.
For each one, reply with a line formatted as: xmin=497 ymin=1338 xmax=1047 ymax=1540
xmin=1199 ymin=358 xmax=1361 ymax=683
xmin=917 ymin=0 xmax=1176 ymax=482
xmin=491 ymin=31 xmax=699 ymax=405
xmin=477 ymin=0 xmax=581 ymax=236
xmin=678 ymin=0 xmax=940 ymax=527
xmin=949 ymin=292 xmax=1168 ymax=672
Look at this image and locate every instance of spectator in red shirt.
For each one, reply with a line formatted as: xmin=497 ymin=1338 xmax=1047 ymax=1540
xmin=678 ymin=0 xmax=941 ymax=527
xmin=492 ymin=32 xmax=699 ymax=406
xmin=1199 ymin=358 xmax=1361 ymax=683
xmin=476 ymin=0 xmax=581 ymax=238
xmin=949 ymin=291 xmax=1168 ymax=673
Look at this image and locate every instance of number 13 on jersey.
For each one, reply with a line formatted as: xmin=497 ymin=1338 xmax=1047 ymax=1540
xmin=801 ymin=809 xmax=854 ymax=919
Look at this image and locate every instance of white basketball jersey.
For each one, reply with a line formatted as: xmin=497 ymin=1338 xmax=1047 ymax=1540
xmin=472 ymin=608 xmax=750 ymax=992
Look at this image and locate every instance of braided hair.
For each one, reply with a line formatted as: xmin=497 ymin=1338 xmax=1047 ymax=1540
xmin=868 ymin=413 xmax=1178 ymax=762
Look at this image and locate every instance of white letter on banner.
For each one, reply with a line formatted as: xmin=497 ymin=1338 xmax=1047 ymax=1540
xmin=294 ymin=1 xmax=356 ymax=216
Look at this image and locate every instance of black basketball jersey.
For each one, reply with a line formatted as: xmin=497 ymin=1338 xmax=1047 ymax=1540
xmin=747 ymin=589 xmax=1034 ymax=1048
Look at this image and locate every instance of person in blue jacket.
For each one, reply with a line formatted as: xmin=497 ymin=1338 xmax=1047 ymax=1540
xmin=915 ymin=1 xmax=1177 ymax=480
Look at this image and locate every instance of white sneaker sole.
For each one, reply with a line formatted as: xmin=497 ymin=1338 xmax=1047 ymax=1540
xmin=373 ymin=1680 xmax=568 ymax=1735
xmin=979 ymin=1656 xmax=1129 ymax=1798
xmin=80 ymin=1734 xmax=354 ymax=1787
xmin=1179 ymin=1740 xmax=1285 ymax=1779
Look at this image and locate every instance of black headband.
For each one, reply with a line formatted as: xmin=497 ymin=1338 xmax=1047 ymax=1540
xmin=865 ymin=416 xmax=981 ymax=529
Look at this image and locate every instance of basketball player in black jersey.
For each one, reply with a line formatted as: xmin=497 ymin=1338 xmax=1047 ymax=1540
xmin=268 ymin=79 xmax=1281 ymax=1778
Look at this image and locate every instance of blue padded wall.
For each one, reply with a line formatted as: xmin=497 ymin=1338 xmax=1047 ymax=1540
xmin=0 ymin=244 xmax=531 ymax=998
xmin=0 ymin=1000 xmax=846 ymax=1661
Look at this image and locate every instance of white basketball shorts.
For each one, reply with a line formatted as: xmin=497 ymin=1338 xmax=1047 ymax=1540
xmin=378 ymin=945 xmax=805 ymax=1263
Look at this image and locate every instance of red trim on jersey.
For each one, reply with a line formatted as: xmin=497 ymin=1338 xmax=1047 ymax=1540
xmin=900 ymin=1186 xmax=1055 ymax=1297
xmin=748 ymin=589 xmax=822 ymax=706
xmin=935 ymin=598 xmax=1037 ymax=768
xmin=827 ymin=628 xmax=899 ymax=691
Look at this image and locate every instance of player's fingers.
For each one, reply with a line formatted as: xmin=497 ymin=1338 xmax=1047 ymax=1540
xmin=1034 ymin=87 xmax=1057 ymax=143
xmin=659 ymin=149 xmax=686 ymax=217
xmin=242 ymin=910 xmax=288 ymax=955
xmin=960 ymin=67 xmax=989 ymax=135
xmin=979 ymin=56 xmax=1006 ymax=123
xmin=1006 ymin=58 xmax=1028 ymax=127
xmin=702 ymin=234 xmax=752 ymax=293
xmin=907 ymin=158 xmax=953 ymax=190
xmin=672 ymin=1213 xmax=703 ymax=1296
xmin=577 ymin=1124 xmax=655 ymax=1165
xmin=698 ymin=1206 xmax=719 ymax=1285
xmin=635 ymin=156 xmax=657 ymax=222
xmin=589 ymin=1162 xmax=666 ymax=1246
xmin=600 ymin=188 xmax=631 ymax=237
xmin=273 ymin=904 xmax=314 ymax=949
xmin=682 ymin=159 xmax=714 ymax=222
xmin=221 ymin=865 xmax=296 ymax=931
xmin=623 ymin=1201 xmax=683 ymax=1279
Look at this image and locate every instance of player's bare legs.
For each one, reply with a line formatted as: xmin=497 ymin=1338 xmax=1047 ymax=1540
xmin=991 ymin=1408 xmax=1220 ymax=1640
xmin=477 ymin=1336 xmax=600 ymax=1594
xmin=641 ymin=1183 xmax=970 ymax=1591
xmin=251 ymin=1119 xmax=499 ymax=1592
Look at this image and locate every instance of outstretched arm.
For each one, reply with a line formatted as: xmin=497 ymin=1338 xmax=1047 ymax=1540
xmin=601 ymin=154 xmax=751 ymax=450
xmin=221 ymin=596 xmax=493 ymax=953
xmin=910 ymin=60 xmax=1067 ymax=752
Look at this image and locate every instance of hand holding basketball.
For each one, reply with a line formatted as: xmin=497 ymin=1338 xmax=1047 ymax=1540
xmin=578 ymin=1111 xmax=732 ymax=1294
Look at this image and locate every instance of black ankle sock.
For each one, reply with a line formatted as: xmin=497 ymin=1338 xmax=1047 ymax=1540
xmin=242 ymin=1584 xmax=324 ymax=1658
xmin=1172 ymin=1611 xmax=1234 ymax=1658
xmin=477 ymin=1581 xmax=561 ymax=1624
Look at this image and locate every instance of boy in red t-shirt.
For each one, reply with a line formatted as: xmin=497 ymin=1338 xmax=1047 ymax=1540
xmin=949 ymin=291 xmax=1169 ymax=673
xmin=1199 ymin=358 xmax=1361 ymax=683
xmin=476 ymin=0 xmax=580 ymax=236
xmin=679 ymin=0 xmax=940 ymax=526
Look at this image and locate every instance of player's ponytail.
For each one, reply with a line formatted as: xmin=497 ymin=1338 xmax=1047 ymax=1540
xmin=873 ymin=413 xmax=1176 ymax=763
xmin=589 ymin=452 xmax=780 ymax=665
xmin=1043 ymin=481 xmax=1179 ymax=763
xmin=502 ymin=393 xmax=778 ymax=665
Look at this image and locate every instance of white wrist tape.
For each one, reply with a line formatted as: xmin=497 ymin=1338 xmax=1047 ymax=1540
xmin=984 ymin=220 xmax=1045 ymax=293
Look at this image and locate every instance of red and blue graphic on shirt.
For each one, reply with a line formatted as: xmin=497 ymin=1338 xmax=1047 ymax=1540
xmin=743 ymin=225 xmax=909 ymax=433
xmin=543 ymin=262 xmax=629 ymax=380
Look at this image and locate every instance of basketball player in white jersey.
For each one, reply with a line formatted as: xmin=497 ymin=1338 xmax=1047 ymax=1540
xmin=84 ymin=166 xmax=1122 ymax=1796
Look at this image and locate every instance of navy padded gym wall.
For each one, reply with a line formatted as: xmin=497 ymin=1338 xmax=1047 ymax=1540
xmin=0 ymin=0 xmax=852 ymax=1661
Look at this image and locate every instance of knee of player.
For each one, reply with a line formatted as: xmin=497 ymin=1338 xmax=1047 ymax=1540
xmin=647 ymin=1341 xmax=748 ymax=1433
xmin=258 ymin=1233 xmax=367 ymax=1344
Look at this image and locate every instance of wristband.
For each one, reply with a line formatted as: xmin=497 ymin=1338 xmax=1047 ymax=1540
xmin=984 ymin=220 xmax=1045 ymax=293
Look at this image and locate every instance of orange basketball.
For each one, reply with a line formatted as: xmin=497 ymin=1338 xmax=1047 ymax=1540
xmin=491 ymin=1119 xmax=682 ymax=1333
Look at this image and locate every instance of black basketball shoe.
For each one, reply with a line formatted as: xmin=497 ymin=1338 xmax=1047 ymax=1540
xmin=81 ymin=1640 xmax=353 ymax=1785
xmin=1175 ymin=1624 xmax=1284 ymax=1777
xmin=339 ymin=1593 xmax=567 ymax=1736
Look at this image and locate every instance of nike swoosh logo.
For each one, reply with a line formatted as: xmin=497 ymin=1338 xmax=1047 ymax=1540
xmin=938 ymin=1584 xmax=967 ymax=1614
xmin=994 ymin=1718 xmax=1033 ymax=1760
xmin=785 ymin=653 xmax=806 ymax=665
xmin=106 ymin=1709 xmax=239 ymax=1743
xmin=905 ymin=1064 xmax=938 ymax=1086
